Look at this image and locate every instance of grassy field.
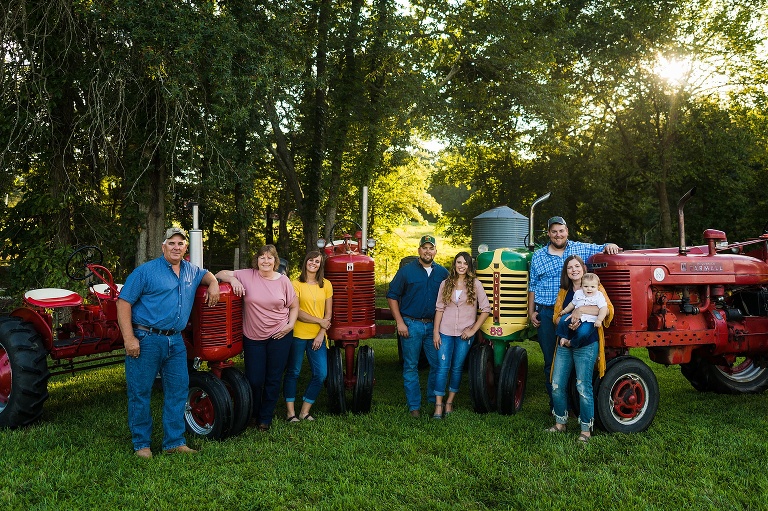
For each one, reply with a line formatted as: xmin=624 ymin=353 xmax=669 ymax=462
xmin=4 ymin=223 xmax=768 ymax=509
xmin=3 ymin=338 xmax=768 ymax=510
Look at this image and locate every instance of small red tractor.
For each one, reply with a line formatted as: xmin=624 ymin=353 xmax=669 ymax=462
xmin=319 ymin=219 xmax=384 ymax=414
xmin=0 ymin=207 xmax=251 ymax=440
xmin=589 ymin=187 xmax=768 ymax=433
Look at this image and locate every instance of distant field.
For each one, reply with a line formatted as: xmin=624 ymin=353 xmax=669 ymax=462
xmin=375 ymin=222 xmax=469 ymax=284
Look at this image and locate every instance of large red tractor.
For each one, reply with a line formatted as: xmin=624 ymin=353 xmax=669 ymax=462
xmin=590 ymin=187 xmax=768 ymax=433
xmin=0 ymin=209 xmax=251 ymax=440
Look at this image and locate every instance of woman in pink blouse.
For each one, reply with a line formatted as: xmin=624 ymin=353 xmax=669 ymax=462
xmin=432 ymin=252 xmax=490 ymax=418
xmin=216 ymin=245 xmax=298 ymax=431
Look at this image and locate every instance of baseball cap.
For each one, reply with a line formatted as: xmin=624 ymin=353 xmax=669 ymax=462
xmin=547 ymin=216 xmax=567 ymax=228
xmin=164 ymin=227 xmax=188 ymax=241
xmin=419 ymin=235 xmax=436 ymax=247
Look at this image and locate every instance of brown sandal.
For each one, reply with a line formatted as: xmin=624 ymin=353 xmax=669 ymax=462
xmin=444 ymin=402 xmax=454 ymax=415
xmin=546 ymin=425 xmax=566 ymax=433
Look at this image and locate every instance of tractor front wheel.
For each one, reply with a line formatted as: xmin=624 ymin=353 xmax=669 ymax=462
xmin=497 ymin=346 xmax=527 ymax=415
xmin=595 ymin=357 xmax=658 ymax=433
xmin=0 ymin=316 xmax=49 ymax=429
xmin=326 ymin=346 xmax=347 ymax=414
xmin=468 ymin=343 xmax=497 ymax=413
xmin=352 ymin=345 xmax=374 ymax=414
xmin=219 ymin=367 xmax=252 ymax=438
xmin=184 ymin=371 xmax=233 ymax=440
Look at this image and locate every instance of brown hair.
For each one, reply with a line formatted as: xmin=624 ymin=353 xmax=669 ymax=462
xmin=251 ymin=244 xmax=281 ymax=271
xmin=299 ymin=250 xmax=326 ymax=287
xmin=559 ymin=255 xmax=587 ymax=291
xmin=440 ymin=252 xmax=478 ymax=305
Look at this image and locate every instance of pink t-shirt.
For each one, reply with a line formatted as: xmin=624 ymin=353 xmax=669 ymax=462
xmin=435 ymin=278 xmax=491 ymax=336
xmin=233 ymin=269 xmax=297 ymax=340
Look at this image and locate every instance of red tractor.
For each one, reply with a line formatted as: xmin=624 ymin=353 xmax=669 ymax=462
xmin=590 ymin=187 xmax=768 ymax=433
xmin=0 ymin=213 xmax=251 ymax=440
xmin=320 ymin=220 xmax=380 ymax=414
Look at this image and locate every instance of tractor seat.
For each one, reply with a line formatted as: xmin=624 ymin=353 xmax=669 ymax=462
xmin=24 ymin=288 xmax=83 ymax=308
xmin=90 ymin=283 xmax=122 ymax=299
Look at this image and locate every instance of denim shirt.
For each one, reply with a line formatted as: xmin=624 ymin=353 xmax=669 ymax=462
xmin=120 ymin=256 xmax=207 ymax=332
xmin=386 ymin=259 xmax=449 ymax=320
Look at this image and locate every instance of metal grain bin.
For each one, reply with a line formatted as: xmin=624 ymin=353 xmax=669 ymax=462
xmin=471 ymin=206 xmax=528 ymax=258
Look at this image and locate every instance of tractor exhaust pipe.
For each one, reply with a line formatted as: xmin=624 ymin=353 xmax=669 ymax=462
xmin=189 ymin=202 xmax=204 ymax=268
xmin=677 ymin=187 xmax=696 ymax=256
xmin=528 ymin=192 xmax=552 ymax=251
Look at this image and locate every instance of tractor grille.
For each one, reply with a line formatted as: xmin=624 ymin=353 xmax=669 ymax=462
xmin=477 ymin=269 xmax=529 ymax=322
xmin=326 ymin=269 xmax=376 ymax=325
xmin=593 ymin=268 xmax=633 ymax=328
xmin=197 ymin=296 xmax=243 ymax=347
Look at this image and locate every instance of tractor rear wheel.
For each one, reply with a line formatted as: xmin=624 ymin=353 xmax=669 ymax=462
xmin=468 ymin=344 xmax=497 ymax=413
xmin=184 ymin=371 xmax=233 ymax=440
xmin=326 ymin=346 xmax=347 ymax=414
xmin=704 ymin=355 xmax=768 ymax=394
xmin=0 ymin=316 xmax=50 ymax=429
xmin=595 ymin=356 xmax=658 ymax=433
xmin=219 ymin=367 xmax=252 ymax=438
xmin=497 ymin=346 xmax=527 ymax=415
xmin=352 ymin=345 xmax=374 ymax=414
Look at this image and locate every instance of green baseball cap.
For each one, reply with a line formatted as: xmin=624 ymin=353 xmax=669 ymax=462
xmin=419 ymin=235 xmax=436 ymax=247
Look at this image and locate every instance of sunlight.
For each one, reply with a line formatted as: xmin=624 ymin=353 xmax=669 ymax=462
xmin=653 ymin=55 xmax=691 ymax=86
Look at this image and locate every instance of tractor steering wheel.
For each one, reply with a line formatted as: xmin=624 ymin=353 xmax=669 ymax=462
xmin=329 ymin=220 xmax=364 ymax=251
xmin=66 ymin=246 xmax=104 ymax=281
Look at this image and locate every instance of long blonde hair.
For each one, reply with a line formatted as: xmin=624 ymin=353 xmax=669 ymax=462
xmin=440 ymin=252 xmax=477 ymax=305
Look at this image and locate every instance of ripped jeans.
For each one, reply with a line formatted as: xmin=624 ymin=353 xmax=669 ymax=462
xmin=551 ymin=340 xmax=598 ymax=432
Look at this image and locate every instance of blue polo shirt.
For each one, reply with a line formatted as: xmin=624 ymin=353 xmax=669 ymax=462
xmin=386 ymin=259 xmax=448 ymax=320
xmin=528 ymin=240 xmax=606 ymax=307
xmin=120 ymin=256 xmax=208 ymax=332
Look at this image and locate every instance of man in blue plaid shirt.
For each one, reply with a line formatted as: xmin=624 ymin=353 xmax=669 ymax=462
xmin=527 ymin=216 xmax=620 ymax=408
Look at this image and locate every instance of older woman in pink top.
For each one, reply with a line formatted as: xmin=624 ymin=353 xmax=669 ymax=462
xmin=432 ymin=252 xmax=490 ymax=418
xmin=216 ymin=245 xmax=298 ymax=431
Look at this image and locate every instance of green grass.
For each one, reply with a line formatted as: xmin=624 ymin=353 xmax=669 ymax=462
xmin=3 ymin=339 xmax=768 ymax=510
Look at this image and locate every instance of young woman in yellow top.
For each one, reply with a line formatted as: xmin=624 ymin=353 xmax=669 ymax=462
xmin=283 ymin=251 xmax=333 ymax=421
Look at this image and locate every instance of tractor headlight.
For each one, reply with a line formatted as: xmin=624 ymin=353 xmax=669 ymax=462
xmin=478 ymin=243 xmax=489 ymax=254
xmin=317 ymin=238 xmax=326 ymax=249
xmin=367 ymin=238 xmax=376 ymax=249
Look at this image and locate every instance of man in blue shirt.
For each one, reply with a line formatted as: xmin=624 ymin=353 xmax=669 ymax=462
xmin=116 ymin=227 xmax=220 ymax=458
xmin=387 ymin=235 xmax=449 ymax=418
xmin=527 ymin=217 xmax=619 ymax=408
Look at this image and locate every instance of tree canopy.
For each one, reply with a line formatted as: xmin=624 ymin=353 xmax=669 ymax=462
xmin=1 ymin=0 xmax=767 ymax=296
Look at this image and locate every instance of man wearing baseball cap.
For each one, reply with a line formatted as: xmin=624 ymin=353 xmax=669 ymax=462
xmin=117 ymin=226 xmax=220 ymax=458
xmin=527 ymin=216 xmax=619 ymax=409
xmin=387 ymin=234 xmax=449 ymax=417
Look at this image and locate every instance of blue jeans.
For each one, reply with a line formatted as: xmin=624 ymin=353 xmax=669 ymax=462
xmin=551 ymin=340 xmax=599 ymax=432
xmin=535 ymin=305 xmax=556 ymax=406
xmin=283 ymin=337 xmax=328 ymax=404
xmin=125 ymin=329 xmax=189 ymax=451
xmin=243 ymin=333 xmax=293 ymax=425
xmin=401 ymin=317 xmax=438 ymax=411
xmin=434 ymin=333 xmax=473 ymax=396
xmin=556 ymin=316 xmax=596 ymax=348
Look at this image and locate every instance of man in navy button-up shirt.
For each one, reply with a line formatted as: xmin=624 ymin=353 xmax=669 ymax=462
xmin=387 ymin=235 xmax=449 ymax=417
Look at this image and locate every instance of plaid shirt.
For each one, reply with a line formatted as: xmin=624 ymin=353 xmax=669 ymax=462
xmin=528 ymin=240 xmax=606 ymax=307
